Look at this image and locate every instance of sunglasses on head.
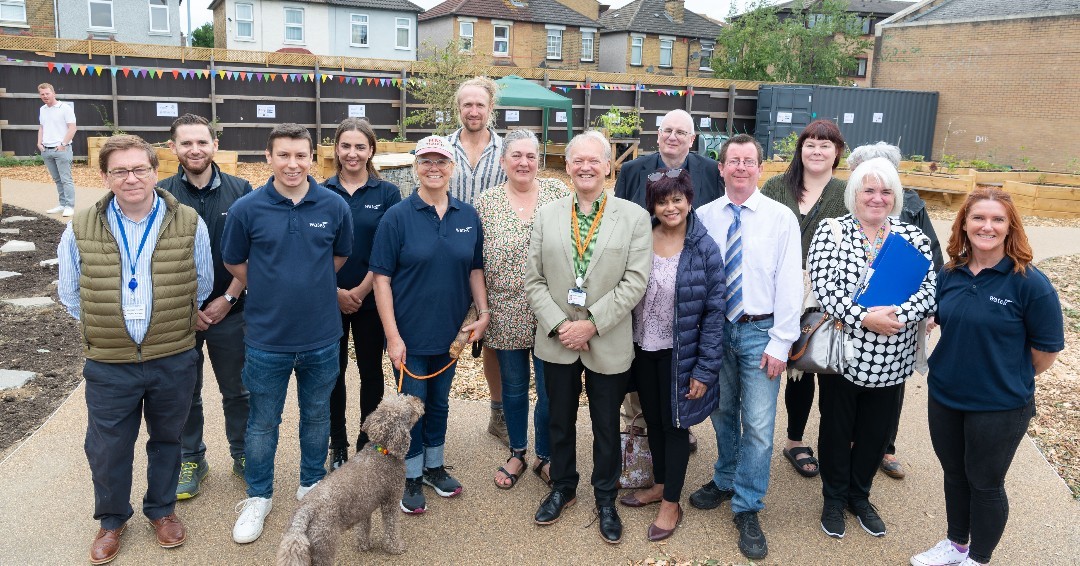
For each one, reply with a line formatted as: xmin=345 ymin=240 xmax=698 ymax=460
xmin=647 ymin=168 xmax=684 ymax=182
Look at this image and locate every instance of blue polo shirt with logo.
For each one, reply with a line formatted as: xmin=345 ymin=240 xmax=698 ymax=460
xmin=928 ymin=257 xmax=1064 ymax=412
xmin=324 ymin=175 xmax=402 ymax=311
xmin=369 ymin=192 xmax=484 ymax=355
xmin=221 ymin=176 xmax=353 ymax=352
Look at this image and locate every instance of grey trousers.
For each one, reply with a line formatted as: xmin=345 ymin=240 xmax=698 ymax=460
xmin=42 ymin=146 xmax=75 ymax=207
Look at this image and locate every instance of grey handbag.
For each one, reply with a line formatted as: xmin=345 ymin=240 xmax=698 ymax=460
xmin=789 ymin=310 xmax=848 ymax=374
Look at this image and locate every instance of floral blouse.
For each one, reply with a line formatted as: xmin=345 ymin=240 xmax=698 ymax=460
xmin=475 ymin=178 xmax=569 ymax=349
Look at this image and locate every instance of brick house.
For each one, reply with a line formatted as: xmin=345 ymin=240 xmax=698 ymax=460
xmin=417 ymin=0 xmax=604 ymax=70
xmin=596 ymin=0 xmax=722 ymax=78
xmin=873 ymin=0 xmax=1080 ymax=171
xmin=2 ymin=0 xmax=182 ymax=44
xmin=1 ymin=0 xmax=51 ymax=37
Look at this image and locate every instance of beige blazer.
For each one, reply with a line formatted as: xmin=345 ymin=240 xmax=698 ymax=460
xmin=525 ymin=192 xmax=652 ymax=375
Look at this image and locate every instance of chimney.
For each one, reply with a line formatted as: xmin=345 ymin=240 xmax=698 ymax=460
xmin=665 ymin=0 xmax=684 ymax=24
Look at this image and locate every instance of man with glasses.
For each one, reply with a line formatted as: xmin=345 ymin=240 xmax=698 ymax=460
xmin=690 ymin=134 xmax=801 ymax=561
xmin=57 ymin=134 xmax=214 ymax=564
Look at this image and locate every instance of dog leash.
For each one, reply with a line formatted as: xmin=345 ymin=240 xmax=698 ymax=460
xmin=396 ymin=359 xmax=459 ymax=392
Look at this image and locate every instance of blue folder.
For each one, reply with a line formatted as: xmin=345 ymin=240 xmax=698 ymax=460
xmin=854 ymin=232 xmax=931 ymax=307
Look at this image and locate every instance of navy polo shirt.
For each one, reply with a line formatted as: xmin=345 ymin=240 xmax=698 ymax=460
xmin=928 ymin=257 xmax=1064 ymax=411
xmin=369 ymin=192 xmax=484 ymax=355
xmin=221 ymin=176 xmax=354 ymax=352
xmin=324 ymin=175 xmax=402 ymax=311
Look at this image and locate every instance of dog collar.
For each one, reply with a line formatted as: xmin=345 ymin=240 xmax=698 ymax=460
xmin=371 ymin=443 xmax=389 ymax=455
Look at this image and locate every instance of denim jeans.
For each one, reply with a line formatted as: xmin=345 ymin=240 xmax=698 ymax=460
xmin=494 ymin=348 xmax=549 ymax=459
xmin=710 ymin=316 xmax=781 ymax=514
xmin=398 ymin=352 xmax=456 ymax=479
xmin=42 ymin=146 xmax=75 ymax=207
xmin=241 ymin=342 xmax=339 ymax=499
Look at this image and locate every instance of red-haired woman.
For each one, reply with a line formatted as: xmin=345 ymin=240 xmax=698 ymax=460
xmin=912 ymin=188 xmax=1063 ymax=566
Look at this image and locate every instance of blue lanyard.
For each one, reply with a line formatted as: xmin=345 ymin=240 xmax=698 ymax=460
xmin=113 ymin=196 xmax=161 ymax=293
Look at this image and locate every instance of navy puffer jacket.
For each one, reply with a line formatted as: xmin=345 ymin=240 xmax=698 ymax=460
xmin=669 ymin=211 xmax=726 ymax=428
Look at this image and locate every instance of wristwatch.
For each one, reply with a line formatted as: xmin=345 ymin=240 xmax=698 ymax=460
xmin=223 ymin=293 xmax=238 ymax=305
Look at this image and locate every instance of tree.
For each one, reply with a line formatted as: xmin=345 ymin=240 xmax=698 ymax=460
xmin=404 ymin=41 xmax=481 ymax=136
xmin=191 ymin=23 xmax=214 ymax=48
xmin=714 ymin=0 xmax=873 ymax=85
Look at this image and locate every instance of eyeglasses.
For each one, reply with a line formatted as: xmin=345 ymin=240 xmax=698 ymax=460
xmin=725 ymin=158 xmax=759 ymax=168
xmin=106 ymin=166 xmax=154 ymax=181
xmin=660 ymin=128 xmax=692 ymax=140
xmin=647 ymin=168 xmax=685 ymax=182
xmin=417 ymin=157 xmax=452 ymax=168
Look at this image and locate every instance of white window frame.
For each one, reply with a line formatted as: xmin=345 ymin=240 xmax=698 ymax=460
xmin=234 ymin=2 xmax=253 ymax=40
xmin=699 ymin=41 xmax=714 ymax=71
xmin=493 ymin=21 xmax=511 ymax=57
xmin=458 ymin=18 xmax=475 ymax=52
xmin=395 ymin=17 xmax=410 ymax=50
xmin=0 ymin=0 xmax=27 ymax=24
xmin=350 ymin=13 xmax=368 ymax=47
xmin=283 ymin=7 xmax=304 ymax=44
xmin=659 ymin=35 xmax=674 ymax=68
xmin=580 ymin=27 xmax=595 ymax=62
xmin=87 ymin=0 xmax=114 ymax=31
xmin=545 ymin=24 xmax=564 ymax=60
xmin=147 ymin=0 xmax=169 ymax=34
xmin=630 ymin=34 xmax=644 ymax=66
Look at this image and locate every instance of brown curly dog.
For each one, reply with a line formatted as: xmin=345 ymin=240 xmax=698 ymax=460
xmin=276 ymin=394 xmax=424 ymax=565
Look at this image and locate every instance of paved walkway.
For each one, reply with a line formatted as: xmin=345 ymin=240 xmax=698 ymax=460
xmin=1 ymin=177 xmax=1078 ymax=565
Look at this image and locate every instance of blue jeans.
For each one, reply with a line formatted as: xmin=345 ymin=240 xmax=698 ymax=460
xmin=398 ymin=352 xmax=456 ymax=479
xmin=709 ymin=317 xmax=781 ymax=514
xmin=495 ymin=349 xmax=549 ymax=459
xmin=241 ymin=342 xmax=339 ymax=499
xmin=42 ymin=146 xmax=75 ymax=207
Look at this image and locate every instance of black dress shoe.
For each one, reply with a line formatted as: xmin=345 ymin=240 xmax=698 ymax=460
xmin=596 ymin=505 xmax=623 ymax=544
xmin=534 ymin=489 xmax=576 ymax=525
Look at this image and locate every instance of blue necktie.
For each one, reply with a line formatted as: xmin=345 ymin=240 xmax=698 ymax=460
xmin=724 ymin=203 xmax=745 ymax=322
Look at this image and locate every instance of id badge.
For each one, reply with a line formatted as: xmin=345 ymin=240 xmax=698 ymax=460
xmin=123 ymin=304 xmax=147 ymax=320
xmin=567 ymin=287 xmax=587 ymax=307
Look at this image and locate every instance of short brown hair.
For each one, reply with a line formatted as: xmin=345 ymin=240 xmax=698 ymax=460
xmin=946 ymin=187 xmax=1033 ymax=274
xmin=37 ymin=83 xmax=54 ymax=91
xmin=718 ymin=134 xmax=764 ymax=165
xmin=99 ymin=134 xmax=158 ymax=173
xmin=170 ymin=113 xmax=214 ymax=140
xmin=266 ymin=123 xmax=313 ymax=153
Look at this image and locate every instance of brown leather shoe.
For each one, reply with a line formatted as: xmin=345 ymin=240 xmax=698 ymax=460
xmin=149 ymin=513 xmax=187 ymax=548
xmin=89 ymin=524 xmax=125 ymax=565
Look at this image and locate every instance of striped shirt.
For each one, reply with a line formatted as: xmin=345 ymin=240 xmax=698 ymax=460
xmin=58 ymin=194 xmax=214 ymax=344
xmin=448 ymin=127 xmax=506 ymax=204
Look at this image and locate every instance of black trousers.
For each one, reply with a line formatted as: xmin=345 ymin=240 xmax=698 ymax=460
xmin=784 ymin=372 xmax=816 ymax=442
xmin=329 ymin=308 xmax=386 ymax=451
xmin=545 ymin=359 xmax=629 ymax=506
xmin=631 ymin=347 xmax=690 ymax=503
xmin=817 ymin=374 xmax=901 ymax=506
xmin=885 ymin=382 xmax=905 ymax=455
xmin=181 ymin=310 xmax=249 ymax=460
xmin=84 ymin=349 xmax=198 ymax=530
xmin=928 ymin=396 xmax=1034 ymax=564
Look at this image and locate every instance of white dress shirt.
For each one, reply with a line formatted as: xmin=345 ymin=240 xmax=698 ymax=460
xmin=697 ymin=189 xmax=802 ymax=361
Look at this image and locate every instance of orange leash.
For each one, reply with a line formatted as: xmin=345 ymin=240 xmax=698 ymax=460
xmin=396 ymin=359 xmax=458 ymax=392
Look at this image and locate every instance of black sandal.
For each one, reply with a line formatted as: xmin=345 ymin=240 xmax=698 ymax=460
xmin=495 ymin=449 xmax=528 ymax=490
xmin=783 ymin=446 xmax=820 ymax=478
xmin=532 ymin=457 xmax=552 ymax=487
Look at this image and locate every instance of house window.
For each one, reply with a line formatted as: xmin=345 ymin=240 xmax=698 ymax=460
xmin=459 ymin=21 xmax=473 ymax=51
xmin=350 ymin=14 xmax=368 ymax=46
xmin=395 ymin=17 xmax=410 ymax=49
xmin=148 ymin=0 xmax=168 ymax=33
xmin=235 ymin=3 xmax=253 ymax=39
xmin=659 ymin=37 xmax=674 ymax=67
xmin=580 ymin=28 xmax=595 ymax=62
xmin=862 ymin=17 xmax=872 ymax=34
xmin=88 ymin=0 xmax=113 ymax=29
xmin=630 ymin=35 xmax=643 ymax=66
xmin=284 ymin=7 xmax=303 ymax=43
xmin=854 ymin=58 xmax=867 ymax=77
xmin=546 ymin=26 xmax=563 ymax=60
xmin=493 ymin=24 xmax=510 ymax=57
xmin=699 ymin=42 xmax=714 ymax=71
xmin=0 ymin=0 xmax=27 ymax=23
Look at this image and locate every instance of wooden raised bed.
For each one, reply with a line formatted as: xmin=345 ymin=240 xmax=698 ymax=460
xmin=86 ymin=136 xmax=108 ymax=170
xmin=315 ymin=144 xmax=336 ymax=180
xmin=377 ymin=141 xmax=416 ymax=154
xmin=155 ymin=148 xmax=238 ymax=179
xmin=1003 ymin=180 xmax=1080 ymax=218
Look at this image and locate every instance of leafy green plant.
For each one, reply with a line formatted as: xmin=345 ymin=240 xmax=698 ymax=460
xmin=909 ymin=154 xmax=925 ymax=162
xmin=1067 ymin=158 xmax=1080 ymax=175
xmin=403 ymin=40 xmax=479 ymax=136
xmin=92 ymin=104 xmax=125 ymax=136
xmin=0 ymin=155 xmax=44 ymax=167
xmin=938 ymin=154 xmax=962 ymax=171
xmin=772 ymin=131 xmax=799 ymax=161
xmin=969 ymin=159 xmax=1008 ymax=172
xmin=321 ymin=136 xmax=334 ymax=146
xmin=593 ymin=106 xmax=643 ymax=138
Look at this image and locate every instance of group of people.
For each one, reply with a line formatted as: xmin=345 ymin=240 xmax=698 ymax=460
xmin=53 ymin=74 xmax=1063 ymax=566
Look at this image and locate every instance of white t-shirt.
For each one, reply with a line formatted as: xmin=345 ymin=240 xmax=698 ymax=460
xmin=39 ymin=102 xmax=76 ymax=145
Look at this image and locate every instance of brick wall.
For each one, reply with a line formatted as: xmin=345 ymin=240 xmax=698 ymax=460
xmin=213 ymin=5 xmax=226 ymax=48
xmin=0 ymin=0 xmax=54 ymax=37
xmin=873 ymin=15 xmax=1080 ymax=171
xmin=554 ymin=0 xmax=600 ymax=20
xmin=458 ymin=19 xmax=600 ymax=71
xmin=629 ymin=35 xmax=714 ymax=79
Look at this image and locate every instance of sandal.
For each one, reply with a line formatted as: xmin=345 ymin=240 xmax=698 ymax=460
xmin=494 ymin=449 xmax=527 ymax=490
xmin=783 ymin=446 xmax=820 ymax=478
xmin=532 ymin=457 xmax=552 ymax=487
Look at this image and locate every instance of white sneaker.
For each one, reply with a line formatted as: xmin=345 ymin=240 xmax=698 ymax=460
xmin=62 ymin=207 xmax=74 ymax=217
xmin=958 ymin=559 xmax=983 ymax=566
xmin=232 ymin=497 xmax=272 ymax=544
xmin=45 ymin=206 xmax=64 ymax=214
xmin=296 ymin=481 xmax=320 ymax=501
xmin=911 ymin=539 xmax=968 ymax=566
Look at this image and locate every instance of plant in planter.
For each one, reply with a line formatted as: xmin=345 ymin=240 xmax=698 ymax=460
xmin=593 ymin=106 xmax=643 ymax=139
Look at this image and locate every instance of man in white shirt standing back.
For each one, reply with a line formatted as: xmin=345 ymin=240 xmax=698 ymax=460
xmin=37 ymin=82 xmax=77 ymax=217
xmin=690 ymin=134 xmax=802 ymax=561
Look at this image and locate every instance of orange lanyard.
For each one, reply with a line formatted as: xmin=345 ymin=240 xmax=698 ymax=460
xmin=571 ymin=194 xmax=607 ymax=261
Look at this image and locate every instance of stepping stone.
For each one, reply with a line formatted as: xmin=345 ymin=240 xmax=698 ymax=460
xmin=1 ymin=240 xmax=36 ymax=253
xmin=0 ymin=228 xmax=18 ymax=235
xmin=0 ymin=369 xmax=36 ymax=390
xmin=2 ymin=297 xmax=54 ymax=308
xmin=39 ymin=258 xmax=60 ymax=267
xmin=0 ymin=271 xmax=20 ymax=280
xmin=1 ymin=216 xmax=37 ymax=224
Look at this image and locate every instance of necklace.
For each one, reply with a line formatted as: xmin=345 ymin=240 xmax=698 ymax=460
xmin=857 ymin=221 xmax=889 ymax=264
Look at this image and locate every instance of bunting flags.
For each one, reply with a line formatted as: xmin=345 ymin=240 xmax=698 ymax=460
xmin=550 ymin=83 xmax=690 ymax=96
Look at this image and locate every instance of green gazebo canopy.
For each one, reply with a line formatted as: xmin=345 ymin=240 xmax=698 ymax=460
xmin=495 ymin=75 xmax=574 ymax=144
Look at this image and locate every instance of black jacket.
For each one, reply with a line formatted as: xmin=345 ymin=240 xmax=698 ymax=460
xmin=614 ymin=151 xmax=724 ymax=210
xmin=900 ymin=189 xmax=944 ymax=271
xmin=159 ymin=162 xmax=253 ymax=311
